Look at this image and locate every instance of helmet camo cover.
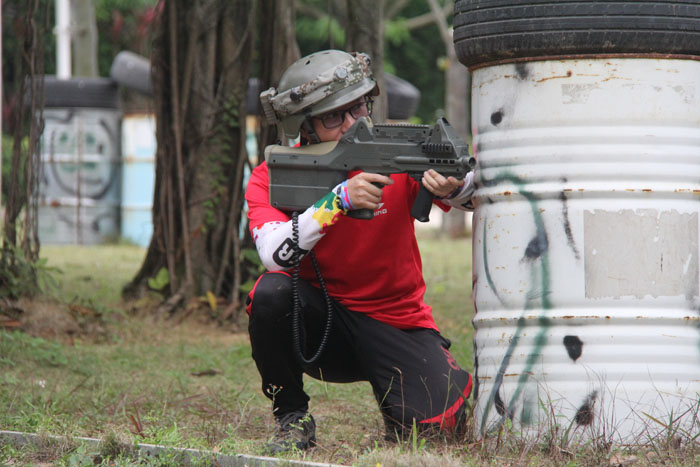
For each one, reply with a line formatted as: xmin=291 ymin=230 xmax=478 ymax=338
xmin=260 ymin=50 xmax=378 ymax=139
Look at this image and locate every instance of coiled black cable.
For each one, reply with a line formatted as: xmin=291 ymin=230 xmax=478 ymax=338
xmin=291 ymin=211 xmax=334 ymax=365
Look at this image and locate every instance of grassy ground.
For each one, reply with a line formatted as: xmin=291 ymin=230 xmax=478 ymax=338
xmin=1 ymin=235 xmax=698 ymax=466
xmin=0 ymin=233 xmax=476 ymax=466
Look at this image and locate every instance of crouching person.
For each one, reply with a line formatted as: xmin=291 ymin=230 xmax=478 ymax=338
xmin=245 ymin=49 xmax=476 ymax=454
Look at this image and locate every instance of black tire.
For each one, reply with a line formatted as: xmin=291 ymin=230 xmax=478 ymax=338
xmin=42 ymin=76 xmax=119 ymax=109
xmin=454 ymin=0 xmax=700 ymax=68
xmin=109 ymin=51 xmax=153 ymax=96
xmin=385 ymin=73 xmax=421 ymax=120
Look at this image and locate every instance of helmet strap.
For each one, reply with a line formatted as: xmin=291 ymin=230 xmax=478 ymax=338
xmin=301 ymin=114 xmax=321 ymax=144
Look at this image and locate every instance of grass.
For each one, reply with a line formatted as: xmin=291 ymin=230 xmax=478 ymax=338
xmin=1 ymin=234 xmax=699 ymax=466
xmin=1 ymin=234 xmax=474 ymax=465
xmin=40 ymin=244 xmax=147 ymax=306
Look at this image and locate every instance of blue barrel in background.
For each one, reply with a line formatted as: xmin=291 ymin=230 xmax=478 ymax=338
xmin=120 ymin=113 xmax=156 ymax=247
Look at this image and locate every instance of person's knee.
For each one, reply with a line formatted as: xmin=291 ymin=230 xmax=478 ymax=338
xmin=379 ymin=372 xmax=472 ymax=440
xmin=382 ymin=402 xmax=468 ymax=441
xmin=247 ymin=272 xmax=293 ymax=325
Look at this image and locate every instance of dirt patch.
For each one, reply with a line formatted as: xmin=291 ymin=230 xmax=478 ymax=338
xmin=1 ymin=298 xmax=111 ymax=343
xmin=0 ymin=296 xmax=249 ymax=346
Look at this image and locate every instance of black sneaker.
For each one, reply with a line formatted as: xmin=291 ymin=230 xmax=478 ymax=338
xmin=266 ymin=411 xmax=317 ymax=454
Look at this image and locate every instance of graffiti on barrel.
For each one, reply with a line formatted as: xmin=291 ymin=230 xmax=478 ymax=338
xmin=477 ymin=170 xmax=562 ymax=434
xmin=39 ymin=109 xmax=121 ymax=245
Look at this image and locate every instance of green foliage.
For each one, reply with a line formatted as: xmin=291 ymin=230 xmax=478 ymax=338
xmin=2 ymin=133 xmax=29 ymax=204
xmin=410 ymin=419 xmax=426 ymax=453
xmin=60 ymin=444 xmax=95 ymax=467
xmin=294 ymin=0 xmax=450 ymax=123
xmin=1 ymin=0 xmax=56 ymax=109
xmin=148 ymin=267 xmax=170 ymax=291
xmin=94 ymin=0 xmax=159 ymax=77
xmin=296 ymin=14 xmax=346 ymax=51
xmin=0 ymin=330 xmax=68 ymax=368
xmin=0 ymin=242 xmax=60 ymax=299
xmin=385 ymin=18 xmax=411 ymax=47
xmin=239 ymin=248 xmax=265 ymax=293
xmin=386 ymin=15 xmax=448 ymax=123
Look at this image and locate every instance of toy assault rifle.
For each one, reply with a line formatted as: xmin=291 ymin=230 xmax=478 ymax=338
xmin=264 ymin=117 xmax=475 ymax=222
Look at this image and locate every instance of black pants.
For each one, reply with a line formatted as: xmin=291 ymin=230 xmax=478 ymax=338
xmin=247 ymin=271 xmax=473 ymax=436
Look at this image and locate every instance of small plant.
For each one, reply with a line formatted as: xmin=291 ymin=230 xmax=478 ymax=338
xmin=148 ymin=267 xmax=170 ymax=292
xmin=0 ymin=241 xmax=60 ymax=299
xmin=410 ymin=419 xmax=426 ymax=454
xmin=59 ymin=443 xmax=95 ymax=467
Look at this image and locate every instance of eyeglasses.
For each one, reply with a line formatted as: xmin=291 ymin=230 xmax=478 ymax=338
xmin=316 ymin=98 xmax=373 ymax=129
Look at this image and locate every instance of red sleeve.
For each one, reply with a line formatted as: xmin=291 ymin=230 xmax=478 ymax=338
xmin=245 ymin=162 xmax=289 ymax=231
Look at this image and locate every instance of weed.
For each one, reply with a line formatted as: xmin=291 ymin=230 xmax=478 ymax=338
xmin=0 ymin=330 xmax=68 ymax=367
xmin=0 ymin=241 xmax=60 ymax=299
xmin=410 ymin=419 xmax=427 ymax=454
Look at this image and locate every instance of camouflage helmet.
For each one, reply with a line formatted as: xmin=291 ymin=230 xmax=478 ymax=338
xmin=260 ymin=50 xmax=379 ymax=140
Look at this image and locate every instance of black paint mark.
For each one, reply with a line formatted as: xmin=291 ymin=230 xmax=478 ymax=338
xmin=558 ymin=182 xmax=581 ymax=260
xmin=515 ymin=62 xmax=529 ymax=80
xmin=523 ymin=230 xmax=549 ymax=261
xmin=490 ymin=110 xmax=503 ymax=126
xmin=494 ymin=390 xmax=506 ymax=416
xmin=575 ymin=391 xmax=598 ymax=426
xmin=563 ymin=335 xmax=583 ymax=362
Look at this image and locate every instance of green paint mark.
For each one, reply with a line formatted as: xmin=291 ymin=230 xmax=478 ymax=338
xmin=313 ymin=191 xmax=337 ymax=210
xmin=478 ymin=171 xmax=553 ymax=435
xmin=482 ymin=220 xmax=507 ymax=308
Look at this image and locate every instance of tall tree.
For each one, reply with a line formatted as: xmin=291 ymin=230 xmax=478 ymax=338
xmin=71 ymin=0 xmax=98 ymax=77
xmin=1 ymin=0 xmax=48 ymax=296
xmin=346 ymin=0 xmax=387 ymax=122
xmin=257 ymin=0 xmax=300 ymax=150
xmin=427 ymin=0 xmax=470 ymax=237
xmin=124 ymin=0 xmax=255 ymax=320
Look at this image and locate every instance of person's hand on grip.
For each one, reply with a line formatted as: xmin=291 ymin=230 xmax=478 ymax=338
xmin=347 ymin=172 xmax=394 ymax=210
xmin=422 ymin=169 xmax=464 ymax=199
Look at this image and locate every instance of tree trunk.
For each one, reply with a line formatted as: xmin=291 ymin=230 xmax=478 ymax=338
xmin=345 ymin=0 xmax=386 ymax=122
xmin=442 ymin=51 xmax=471 ymax=238
xmin=124 ymin=0 xmax=254 ymax=321
xmin=71 ymin=0 xmax=98 ymax=77
xmin=257 ymin=0 xmax=300 ymax=152
xmin=426 ymin=0 xmax=471 ymax=238
xmin=1 ymin=0 xmax=47 ymax=296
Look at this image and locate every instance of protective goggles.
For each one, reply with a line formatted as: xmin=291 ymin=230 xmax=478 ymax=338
xmin=316 ymin=97 xmax=373 ymax=129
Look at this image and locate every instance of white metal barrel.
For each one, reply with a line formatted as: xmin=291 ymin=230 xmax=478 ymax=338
xmin=39 ymin=107 xmax=121 ymax=245
xmin=471 ymin=58 xmax=700 ymax=442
